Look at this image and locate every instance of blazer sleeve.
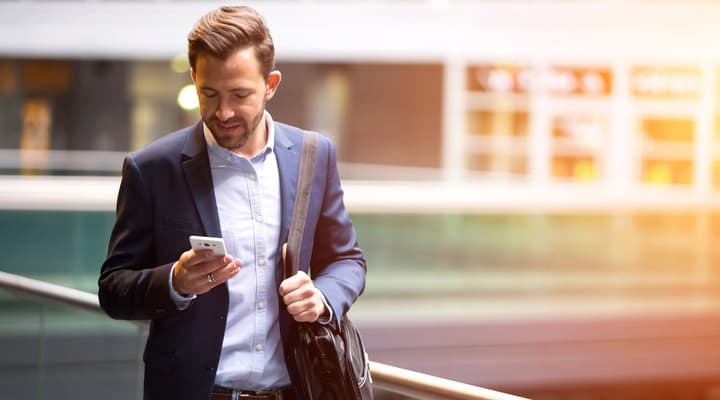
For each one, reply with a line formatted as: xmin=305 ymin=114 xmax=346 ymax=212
xmin=309 ymin=138 xmax=367 ymax=327
xmin=98 ymin=154 xmax=180 ymax=320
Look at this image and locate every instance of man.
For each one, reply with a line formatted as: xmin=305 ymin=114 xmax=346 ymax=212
xmin=98 ymin=5 xmax=367 ymax=400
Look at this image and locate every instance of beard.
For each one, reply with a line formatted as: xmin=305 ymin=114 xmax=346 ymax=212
xmin=206 ymin=105 xmax=266 ymax=151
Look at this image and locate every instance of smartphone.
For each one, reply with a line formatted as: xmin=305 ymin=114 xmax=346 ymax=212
xmin=189 ymin=235 xmax=227 ymax=257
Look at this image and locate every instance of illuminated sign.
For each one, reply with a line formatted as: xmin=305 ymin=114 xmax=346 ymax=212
xmin=466 ymin=65 xmax=534 ymax=93
xmin=631 ymin=66 xmax=701 ymax=99
xmin=547 ymin=67 xmax=611 ymax=96
xmin=466 ymin=65 xmax=612 ymax=95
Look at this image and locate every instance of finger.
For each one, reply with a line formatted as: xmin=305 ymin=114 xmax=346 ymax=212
xmin=178 ymin=249 xmax=203 ymax=267
xmin=286 ymin=297 xmax=314 ymax=316
xmin=282 ymin=284 xmax=316 ymax=308
xmin=192 ymin=254 xmax=234 ymax=275
xmin=175 ymin=254 xmax=234 ymax=294
xmin=182 ymin=257 xmax=231 ymax=292
xmin=181 ymin=249 xmax=217 ymax=267
xmin=198 ymin=258 xmax=241 ymax=293
xmin=289 ymin=299 xmax=323 ymax=322
xmin=208 ymin=259 xmax=242 ymax=285
xmin=279 ymin=270 xmax=310 ymax=297
xmin=293 ymin=309 xmax=321 ymax=323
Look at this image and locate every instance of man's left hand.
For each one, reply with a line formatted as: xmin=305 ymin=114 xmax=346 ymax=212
xmin=279 ymin=270 xmax=327 ymax=323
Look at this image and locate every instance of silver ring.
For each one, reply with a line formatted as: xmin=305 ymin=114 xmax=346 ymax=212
xmin=207 ymin=273 xmax=216 ymax=283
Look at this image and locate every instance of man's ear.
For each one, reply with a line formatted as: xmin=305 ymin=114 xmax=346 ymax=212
xmin=190 ymin=69 xmax=196 ymax=83
xmin=265 ymin=70 xmax=282 ymax=100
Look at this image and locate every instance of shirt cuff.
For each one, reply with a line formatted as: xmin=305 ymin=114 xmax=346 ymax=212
xmin=169 ymin=262 xmax=196 ymax=310
xmin=316 ymin=289 xmax=334 ymax=325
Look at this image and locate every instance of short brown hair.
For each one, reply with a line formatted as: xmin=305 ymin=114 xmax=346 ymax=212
xmin=187 ymin=6 xmax=275 ymax=79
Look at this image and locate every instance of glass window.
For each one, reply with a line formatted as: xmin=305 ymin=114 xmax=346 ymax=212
xmin=467 ymin=153 xmax=527 ymax=176
xmin=552 ymin=156 xmax=597 ymax=180
xmin=466 ymin=110 xmax=528 ymax=136
xmin=641 ymin=159 xmax=693 ymax=185
xmin=642 ymin=118 xmax=694 ymax=142
xmin=549 ymin=114 xmax=607 ymax=181
xmin=638 ymin=117 xmax=694 ymax=185
xmin=0 ymin=58 xmax=444 ymax=179
xmin=465 ymin=64 xmax=532 ymax=178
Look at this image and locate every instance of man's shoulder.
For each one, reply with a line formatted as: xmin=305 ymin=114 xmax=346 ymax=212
xmin=274 ymin=121 xmax=303 ymax=141
xmin=274 ymin=121 xmax=332 ymax=149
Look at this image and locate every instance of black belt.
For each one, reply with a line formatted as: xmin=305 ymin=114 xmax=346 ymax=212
xmin=211 ymin=385 xmax=295 ymax=400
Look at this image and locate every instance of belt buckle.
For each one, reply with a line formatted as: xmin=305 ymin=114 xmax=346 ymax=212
xmin=237 ymin=389 xmax=280 ymax=400
xmin=257 ymin=389 xmax=281 ymax=399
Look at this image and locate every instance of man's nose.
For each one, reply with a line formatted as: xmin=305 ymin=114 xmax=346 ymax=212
xmin=215 ymin=102 xmax=234 ymax=121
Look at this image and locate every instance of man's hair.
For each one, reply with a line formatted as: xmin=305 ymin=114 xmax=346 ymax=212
xmin=187 ymin=6 xmax=275 ymax=80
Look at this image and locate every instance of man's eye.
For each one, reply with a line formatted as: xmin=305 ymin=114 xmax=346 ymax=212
xmin=202 ymin=92 xmax=217 ymax=98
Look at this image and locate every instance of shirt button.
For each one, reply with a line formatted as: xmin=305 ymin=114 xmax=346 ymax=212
xmin=255 ymin=215 xmax=263 ymax=223
xmin=248 ymin=174 xmax=257 ymax=181
xmin=258 ymin=302 xmax=265 ymax=310
xmin=256 ymin=344 xmax=264 ymax=352
xmin=258 ymin=258 xmax=266 ymax=266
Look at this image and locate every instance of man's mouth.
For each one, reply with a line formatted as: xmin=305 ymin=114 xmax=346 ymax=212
xmin=216 ymin=121 xmax=241 ymax=131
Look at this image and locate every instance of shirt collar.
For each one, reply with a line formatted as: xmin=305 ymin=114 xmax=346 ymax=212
xmin=203 ymin=110 xmax=275 ymax=163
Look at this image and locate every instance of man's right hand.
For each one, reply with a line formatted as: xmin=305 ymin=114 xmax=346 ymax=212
xmin=172 ymin=249 xmax=241 ymax=296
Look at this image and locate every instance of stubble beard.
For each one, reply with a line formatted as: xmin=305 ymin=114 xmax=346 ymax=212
xmin=210 ymin=121 xmax=251 ymax=150
xmin=208 ymin=105 xmax=266 ymax=152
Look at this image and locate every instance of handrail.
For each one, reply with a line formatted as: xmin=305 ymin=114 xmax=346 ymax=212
xmin=369 ymin=361 xmax=529 ymax=400
xmin=0 ymin=270 xmax=100 ymax=312
xmin=0 ymin=270 xmax=530 ymax=400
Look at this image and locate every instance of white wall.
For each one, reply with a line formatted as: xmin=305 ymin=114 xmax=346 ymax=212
xmin=0 ymin=1 xmax=719 ymax=63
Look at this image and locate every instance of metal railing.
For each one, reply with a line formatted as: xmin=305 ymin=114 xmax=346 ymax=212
xmin=0 ymin=270 xmax=529 ymax=400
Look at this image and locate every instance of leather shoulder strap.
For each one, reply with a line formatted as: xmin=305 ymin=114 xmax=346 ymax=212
xmin=284 ymin=131 xmax=319 ymax=279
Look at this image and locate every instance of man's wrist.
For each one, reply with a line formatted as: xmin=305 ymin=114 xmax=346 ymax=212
xmin=169 ymin=262 xmax=196 ymax=309
xmin=315 ymin=289 xmax=333 ymax=324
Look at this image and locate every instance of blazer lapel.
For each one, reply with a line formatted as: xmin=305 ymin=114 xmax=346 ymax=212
xmin=274 ymin=124 xmax=301 ymax=245
xmin=181 ymin=122 xmax=222 ymax=237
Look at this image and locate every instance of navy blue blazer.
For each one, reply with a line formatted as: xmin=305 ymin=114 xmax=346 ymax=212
xmin=98 ymin=121 xmax=366 ymax=400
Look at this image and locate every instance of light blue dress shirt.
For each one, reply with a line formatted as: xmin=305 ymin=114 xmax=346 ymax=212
xmin=170 ymin=112 xmax=290 ymax=390
xmin=208 ymin=113 xmax=288 ymax=390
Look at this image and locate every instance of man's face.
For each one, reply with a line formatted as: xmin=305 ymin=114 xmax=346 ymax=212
xmin=192 ymin=47 xmax=280 ymax=153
